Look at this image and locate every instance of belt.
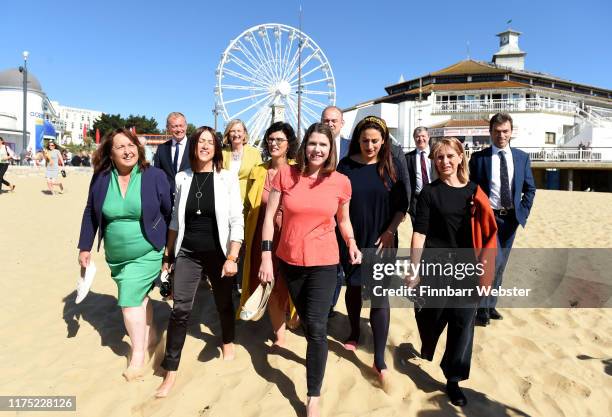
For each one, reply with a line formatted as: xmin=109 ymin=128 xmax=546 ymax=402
xmin=493 ymin=208 xmax=514 ymax=216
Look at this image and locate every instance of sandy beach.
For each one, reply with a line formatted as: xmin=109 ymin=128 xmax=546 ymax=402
xmin=0 ymin=167 xmax=610 ymax=417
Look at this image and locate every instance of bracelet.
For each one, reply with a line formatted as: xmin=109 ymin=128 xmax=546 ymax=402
xmin=261 ymin=240 xmax=273 ymax=252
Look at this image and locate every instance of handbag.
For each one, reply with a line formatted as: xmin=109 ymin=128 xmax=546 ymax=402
xmin=159 ymin=268 xmax=173 ymax=299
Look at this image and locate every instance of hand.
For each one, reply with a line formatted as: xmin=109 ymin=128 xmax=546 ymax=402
xmin=258 ymin=256 xmax=274 ymax=283
xmin=404 ymin=271 xmax=420 ymax=289
xmin=374 ymin=230 xmax=395 ymax=256
xmin=348 ymin=242 xmax=362 ymax=265
xmin=162 ymin=262 xmax=171 ymax=273
xmin=78 ymin=251 xmax=91 ymax=268
xmin=222 ymin=260 xmax=238 ymax=277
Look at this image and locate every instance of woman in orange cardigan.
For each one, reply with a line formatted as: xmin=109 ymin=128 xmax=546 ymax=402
xmin=408 ymin=137 xmax=497 ymax=407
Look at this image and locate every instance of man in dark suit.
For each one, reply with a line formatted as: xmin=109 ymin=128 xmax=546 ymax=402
xmin=405 ymin=126 xmax=436 ymax=224
xmin=153 ymin=112 xmax=190 ymax=199
xmin=469 ymin=113 xmax=536 ymax=326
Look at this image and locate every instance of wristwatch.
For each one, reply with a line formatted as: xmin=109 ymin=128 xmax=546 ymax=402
xmin=227 ymin=254 xmax=239 ymax=263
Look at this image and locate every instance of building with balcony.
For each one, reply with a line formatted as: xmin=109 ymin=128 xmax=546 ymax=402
xmin=341 ymin=29 xmax=612 ymax=191
xmin=51 ymin=101 xmax=103 ymax=145
xmin=342 ymin=29 xmax=612 ymax=150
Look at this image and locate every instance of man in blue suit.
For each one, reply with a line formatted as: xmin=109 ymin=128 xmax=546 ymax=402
xmin=469 ymin=113 xmax=536 ymax=326
xmin=153 ymin=112 xmax=191 ymax=200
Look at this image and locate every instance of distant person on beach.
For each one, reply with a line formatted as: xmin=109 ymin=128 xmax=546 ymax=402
xmin=44 ymin=141 xmax=65 ymax=195
xmin=469 ymin=113 xmax=536 ymax=326
xmin=0 ymin=137 xmax=16 ymax=192
xmin=155 ymin=126 xmax=243 ymax=398
xmin=336 ymin=116 xmax=408 ymax=389
xmin=258 ymin=123 xmax=361 ymax=417
xmin=239 ymin=122 xmax=300 ymax=347
xmin=409 ymin=137 xmax=497 ymax=406
xmin=153 ymin=112 xmax=190 ymax=200
xmin=77 ymin=128 xmax=172 ymax=381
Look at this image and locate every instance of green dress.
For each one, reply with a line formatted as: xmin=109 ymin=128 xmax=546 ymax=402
xmin=102 ymin=167 xmax=163 ymax=307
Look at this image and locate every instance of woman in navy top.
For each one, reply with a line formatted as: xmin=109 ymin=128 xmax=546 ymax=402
xmin=337 ymin=116 xmax=408 ymax=388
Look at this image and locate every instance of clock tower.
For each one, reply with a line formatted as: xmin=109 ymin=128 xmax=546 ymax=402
xmin=492 ymin=29 xmax=526 ymax=70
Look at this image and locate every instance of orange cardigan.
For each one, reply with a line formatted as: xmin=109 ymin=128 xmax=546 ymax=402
xmin=470 ymin=186 xmax=498 ymax=289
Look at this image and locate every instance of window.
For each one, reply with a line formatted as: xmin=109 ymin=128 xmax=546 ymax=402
xmin=545 ymin=132 xmax=556 ymax=144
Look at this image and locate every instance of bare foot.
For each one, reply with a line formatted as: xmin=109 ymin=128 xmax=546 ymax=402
xmin=155 ymin=370 xmax=177 ymax=398
xmin=372 ymin=364 xmax=391 ymax=393
xmin=123 ymin=364 xmax=146 ymax=381
xmin=306 ymin=396 xmax=320 ymax=417
xmin=222 ymin=343 xmax=235 ymax=361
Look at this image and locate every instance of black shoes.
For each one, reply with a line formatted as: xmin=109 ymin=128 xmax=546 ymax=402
xmin=475 ymin=308 xmax=490 ymax=327
xmin=446 ymin=381 xmax=467 ymax=406
xmin=489 ymin=308 xmax=503 ymax=320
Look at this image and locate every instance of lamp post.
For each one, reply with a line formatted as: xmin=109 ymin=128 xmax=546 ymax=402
xmin=18 ymin=51 xmax=29 ymax=152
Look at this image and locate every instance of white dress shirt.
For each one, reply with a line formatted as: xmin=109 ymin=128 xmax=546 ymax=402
xmin=334 ymin=134 xmax=342 ymax=163
xmin=415 ymin=147 xmax=433 ymax=194
xmin=489 ymin=144 xmax=515 ymax=209
xmin=171 ymin=137 xmax=187 ymax=169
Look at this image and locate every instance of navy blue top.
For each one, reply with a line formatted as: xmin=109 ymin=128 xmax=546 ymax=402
xmin=77 ymin=166 xmax=172 ymax=252
xmin=337 ymin=156 xmax=408 ymax=284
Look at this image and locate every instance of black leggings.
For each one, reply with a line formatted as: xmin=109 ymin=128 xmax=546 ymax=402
xmin=161 ymin=248 xmax=234 ymax=371
xmin=345 ymin=285 xmax=390 ymax=371
xmin=0 ymin=163 xmax=11 ymax=188
xmin=280 ymin=261 xmax=337 ymax=397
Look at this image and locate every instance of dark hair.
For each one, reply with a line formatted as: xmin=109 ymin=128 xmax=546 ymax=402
xmin=0 ymin=137 xmax=4 ymax=143
xmin=262 ymin=122 xmax=299 ymax=160
xmin=188 ymin=126 xmax=223 ymax=172
xmin=349 ymin=116 xmax=397 ymax=189
xmin=296 ymin=123 xmax=336 ymax=175
xmin=489 ymin=112 xmax=513 ymax=131
xmin=92 ymin=128 xmax=149 ymax=173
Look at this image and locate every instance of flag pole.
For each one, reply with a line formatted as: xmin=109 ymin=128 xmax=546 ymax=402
xmin=297 ymin=3 xmax=303 ymax=141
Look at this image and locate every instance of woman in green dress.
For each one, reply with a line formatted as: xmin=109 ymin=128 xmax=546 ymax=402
xmin=78 ymin=128 xmax=172 ymax=381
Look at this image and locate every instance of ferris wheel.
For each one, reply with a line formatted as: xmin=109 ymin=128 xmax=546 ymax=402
xmin=215 ymin=23 xmax=336 ymax=143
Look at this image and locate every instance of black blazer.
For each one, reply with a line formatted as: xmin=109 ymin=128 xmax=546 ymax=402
xmin=153 ymin=138 xmax=191 ymax=192
xmin=77 ymin=166 xmax=172 ymax=252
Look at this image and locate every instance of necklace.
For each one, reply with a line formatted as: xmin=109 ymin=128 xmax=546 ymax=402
xmin=193 ymin=172 xmax=212 ymax=215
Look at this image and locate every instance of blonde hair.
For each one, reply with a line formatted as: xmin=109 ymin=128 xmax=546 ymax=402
xmin=222 ymin=119 xmax=249 ymax=146
xmin=430 ymin=137 xmax=469 ymax=183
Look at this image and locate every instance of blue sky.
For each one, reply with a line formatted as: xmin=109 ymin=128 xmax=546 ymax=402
xmin=2 ymin=0 xmax=611 ymax=128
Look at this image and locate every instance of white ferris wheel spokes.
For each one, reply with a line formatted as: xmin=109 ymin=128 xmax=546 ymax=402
xmin=216 ymin=23 xmax=336 ymax=144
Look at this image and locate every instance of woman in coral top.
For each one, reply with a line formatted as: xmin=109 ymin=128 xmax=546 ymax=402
xmin=259 ymin=123 xmax=361 ymax=417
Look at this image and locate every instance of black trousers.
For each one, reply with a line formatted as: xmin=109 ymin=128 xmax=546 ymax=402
xmin=0 ymin=163 xmax=11 ymax=188
xmin=280 ymin=261 xmax=337 ymax=397
xmin=415 ymin=306 xmax=477 ymax=382
xmin=161 ymin=248 xmax=234 ymax=371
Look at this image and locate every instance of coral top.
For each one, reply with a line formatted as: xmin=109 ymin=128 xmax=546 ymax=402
xmin=272 ymin=165 xmax=351 ymax=267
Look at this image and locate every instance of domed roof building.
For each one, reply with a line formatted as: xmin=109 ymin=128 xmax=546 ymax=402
xmin=0 ymin=67 xmax=59 ymax=155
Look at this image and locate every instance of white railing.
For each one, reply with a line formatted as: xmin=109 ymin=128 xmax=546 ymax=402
xmin=522 ymin=147 xmax=608 ymax=162
xmin=432 ymin=98 xmax=578 ymax=114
